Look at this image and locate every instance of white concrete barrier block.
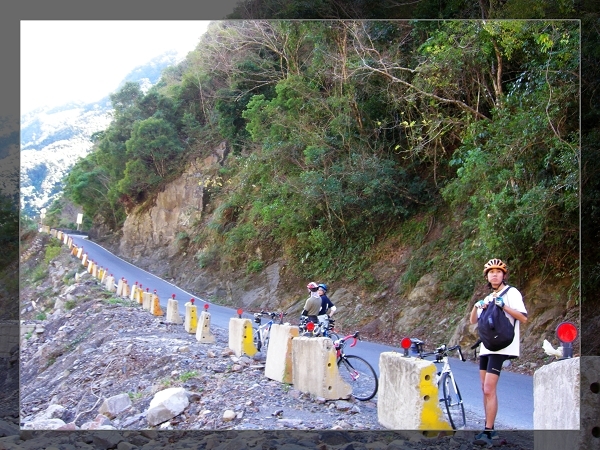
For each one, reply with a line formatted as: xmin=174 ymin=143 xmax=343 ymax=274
xmin=166 ymin=299 xmax=183 ymax=324
xmin=105 ymin=276 xmax=115 ymax=292
xmin=116 ymin=278 xmax=124 ymax=296
xmin=142 ymin=292 xmax=152 ymax=310
xmin=292 ymin=337 xmax=351 ymax=400
xmin=196 ymin=311 xmax=215 ymax=343
xmin=377 ymin=352 xmax=451 ymax=430
xmin=533 ymin=357 xmax=580 ymax=430
xmin=265 ymin=324 xmax=298 ymax=383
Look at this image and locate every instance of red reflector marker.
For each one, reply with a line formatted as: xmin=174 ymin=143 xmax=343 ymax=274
xmin=400 ymin=337 xmax=412 ymax=349
xmin=306 ymin=322 xmax=315 ymax=331
xmin=556 ymin=322 xmax=578 ymax=343
xmin=556 ymin=321 xmax=578 ymax=359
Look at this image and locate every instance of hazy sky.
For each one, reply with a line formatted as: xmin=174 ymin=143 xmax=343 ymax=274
xmin=21 ymin=21 xmax=211 ymax=115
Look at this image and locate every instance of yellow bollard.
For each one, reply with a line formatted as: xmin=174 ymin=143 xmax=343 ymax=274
xmin=228 ymin=315 xmax=258 ymax=357
xmin=150 ymin=290 xmax=163 ymax=316
xmin=184 ymin=299 xmax=198 ymax=334
xmin=130 ymin=282 xmax=138 ymax=301
xmin=136 ymin=284 xmax=144 ymax=304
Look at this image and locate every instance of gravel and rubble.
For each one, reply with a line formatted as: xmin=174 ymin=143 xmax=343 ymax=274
xmin=19 ymin=278 xmax=387 ymax=432
xmin=3 ymin=238 xmax=537 ymax=448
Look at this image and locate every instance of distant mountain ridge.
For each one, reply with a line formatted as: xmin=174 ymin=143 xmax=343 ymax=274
xmin=19 ymin=51 xmax=182 ymax=217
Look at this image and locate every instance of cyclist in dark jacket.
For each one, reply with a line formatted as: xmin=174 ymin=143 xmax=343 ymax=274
xmin=317 ymin=283 xmax=336 ymax=317
xmin=316 ymin=283 xmax=336 ymax=334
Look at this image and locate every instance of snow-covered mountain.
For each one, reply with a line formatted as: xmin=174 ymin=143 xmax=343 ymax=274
xmin=19 ymin=51 xmax=182 ymax=218
xmin=20 ymin=100 xmax=113 ymax=216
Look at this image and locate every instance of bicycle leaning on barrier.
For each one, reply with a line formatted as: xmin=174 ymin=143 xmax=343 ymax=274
xmin=403 ymin=337 xmax=467 ymax=429
xmin=298 ymin=315 xmax=339 ymax=341
xmin=334 ymin=331 xmax=378 ymax=401
xmin=253 ymin=311 xmax=288 ymax=352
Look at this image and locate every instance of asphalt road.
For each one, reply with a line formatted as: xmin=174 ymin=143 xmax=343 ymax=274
xmin=68 ymin=233 xmax=534 ymax=430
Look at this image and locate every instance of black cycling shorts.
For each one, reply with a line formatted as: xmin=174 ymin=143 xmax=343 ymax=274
xmin=479 ymin=354 xmax=511 ymax=376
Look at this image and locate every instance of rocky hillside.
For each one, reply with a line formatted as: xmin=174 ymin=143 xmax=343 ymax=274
xmin=19 ymin=234 xmax=384 ymax=431
xmin=95 ymin=145 xmax=579 ymax=378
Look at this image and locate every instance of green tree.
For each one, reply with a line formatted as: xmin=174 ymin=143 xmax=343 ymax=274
xmin=125 ymin=117 xmax=183 ymax=179
xmin=63 ymin=154 xmax=124 ymax=229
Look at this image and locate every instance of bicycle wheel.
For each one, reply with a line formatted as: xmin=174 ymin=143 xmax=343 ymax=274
xmin=327 ymin=332 xmax=340 ymax=342
xmin=441 ymin=371 xmax=466 ymax=429
xmin=253 ymin=330 xmax=261 ymax=352
xmin=337 ymin=355 xmax=378 ymax=401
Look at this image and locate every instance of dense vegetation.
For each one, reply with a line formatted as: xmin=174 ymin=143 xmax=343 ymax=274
xmin=59 ymin=20 xmax=579 ymax=305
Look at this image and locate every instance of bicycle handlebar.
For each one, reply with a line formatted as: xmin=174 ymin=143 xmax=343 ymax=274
xmin=470 ymin=339 xmax=482 ymax=350
xmin=418 ymin=343 xmax=465 ymax=362
xmin=336 ymin=331 xmax=361 ymax=348
xmin=255 ymin=311 xmax=287 ymax=318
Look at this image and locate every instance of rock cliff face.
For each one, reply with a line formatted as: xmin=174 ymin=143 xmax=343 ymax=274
xmin=110 ymin=142 xmax=578 ymax=376
xmin=116 ymin=143 xmax=290 ymax=312
xmin=120 ymin=142 xmax=227 ymax=270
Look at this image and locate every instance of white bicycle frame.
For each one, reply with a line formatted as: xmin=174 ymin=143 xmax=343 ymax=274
xmin=256 ymin=319 xmax=273 ymax=348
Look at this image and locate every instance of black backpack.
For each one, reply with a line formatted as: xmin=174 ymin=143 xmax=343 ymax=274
xmin=477 ymin=286 xmax=516 ymax=352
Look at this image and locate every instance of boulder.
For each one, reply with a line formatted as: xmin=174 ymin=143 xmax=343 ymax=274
xmin=146 ymin=387 xmax=189 ymax=426
xmin=99 ymin=393 xmax=132 ymax=418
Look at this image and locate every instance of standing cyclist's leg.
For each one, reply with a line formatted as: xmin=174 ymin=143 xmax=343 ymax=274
xmin=475 ymin=354 xmax=509 ymax=445
xmin=482 ymin=371 xmax=500 ymax=429
xmin=483 ymin=354 xmax=510 ymax=429
xmin=475 ymin=355 xmax=498 ymax=446
xmin=478 ymin=356 xmax=489 ymax=422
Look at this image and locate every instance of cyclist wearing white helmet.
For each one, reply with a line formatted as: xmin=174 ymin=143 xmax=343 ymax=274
xmin=469 ymin=258 xmax=527 ymax=446
xmin=301 ymin=281 xmax=321 ymax=323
